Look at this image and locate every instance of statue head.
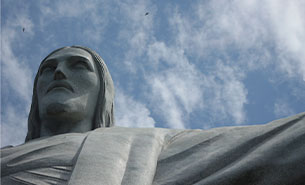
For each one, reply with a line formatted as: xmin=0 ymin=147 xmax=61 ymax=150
xmin=25 ymin=46 xmax=115 ymax=142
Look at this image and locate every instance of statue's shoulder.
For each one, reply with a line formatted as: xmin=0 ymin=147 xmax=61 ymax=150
xmin=93 ymin=126 xmax=184 ymax=134
xmin=92 ymin=126 xmax=184 ymax=139
xmin=265 ymin=111 xmax=305 ymax=126
xmin=1 ymin=132 xmax=88 ymax=157
xmin=1 ymin=145 xmax=13 ymax=149
xmin=91 ymin=112 xmax=305 ymax=141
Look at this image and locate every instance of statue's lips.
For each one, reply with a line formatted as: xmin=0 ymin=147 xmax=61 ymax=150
xmin=46 ymin=82 xmax=74 ymax=93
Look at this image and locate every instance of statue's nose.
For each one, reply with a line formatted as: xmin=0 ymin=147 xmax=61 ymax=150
xmin=54 ymin=68 xmax=67 ymax=80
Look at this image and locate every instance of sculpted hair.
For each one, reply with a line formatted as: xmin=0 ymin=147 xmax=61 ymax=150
xmin=25 ymin=46 xmax=115 ymax=142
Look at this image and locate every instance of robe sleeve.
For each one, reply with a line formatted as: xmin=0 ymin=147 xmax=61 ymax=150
xmin=154 ymin=112 xmax=305 ymax=185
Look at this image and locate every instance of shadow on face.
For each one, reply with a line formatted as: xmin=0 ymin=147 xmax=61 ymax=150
xmin=36 ymin=47 xmax=100 ymax=130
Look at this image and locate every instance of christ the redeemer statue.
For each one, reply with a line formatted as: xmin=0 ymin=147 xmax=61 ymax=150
xmin=1 ymin=46 xmax=305 ymax=185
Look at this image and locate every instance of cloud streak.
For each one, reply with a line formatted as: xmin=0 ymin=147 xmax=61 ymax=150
xmin=115 ymin=88 xmax=155 ymax=128
xmin=274 ymin=100 xmax=295 ymax=118
xmin=1 ymin=4 xmax=34 ymax=147
xmin=146 ymin=42 xmax=204 ymax=128
xmin=115 ymin=0 xmax=251 ymax=128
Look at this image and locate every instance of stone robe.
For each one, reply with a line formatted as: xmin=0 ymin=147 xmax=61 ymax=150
xmin=1 ymin=112 xmax=305 ymax=185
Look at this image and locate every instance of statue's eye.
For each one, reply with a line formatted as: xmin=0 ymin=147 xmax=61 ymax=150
xmin=72 ymin=60 xmax=91 ymax=70
xmin=40 ymin=65 xmax=55 ymax=75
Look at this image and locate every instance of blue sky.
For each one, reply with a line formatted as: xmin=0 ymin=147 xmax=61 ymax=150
xmin=1 ymin=0 xmax=305 ymax=147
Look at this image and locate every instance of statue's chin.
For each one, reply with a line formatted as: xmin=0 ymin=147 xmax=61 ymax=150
xmin=46 ymin=102 xmax=70 ymax=115
xmin=44 ymin=102 xmax=85 ymax=122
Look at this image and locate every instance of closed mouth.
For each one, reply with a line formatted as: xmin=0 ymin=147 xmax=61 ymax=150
xmin=46 ymin=82 xmax=74 ymax=93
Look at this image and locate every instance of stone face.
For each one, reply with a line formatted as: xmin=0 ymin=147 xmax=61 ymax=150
xmin=37 ymin=47 xmax=101 ymax=137
xmin=1 ymin=46 xmax=305 ymax=185
xmin=25 ymin=46 xmax=115 ymax=142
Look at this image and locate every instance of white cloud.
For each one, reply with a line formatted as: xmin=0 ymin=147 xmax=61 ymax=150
xmin=166 ymin=0 xmax=305 ymax=82
xmin=38 ymin=0 xmax=112 ymax=44
xmin=2 ymin=35 xmax=33 ymax=102
xmin=115 ymin=88 xmax=155 ymax=128
xmin=2 ymin=12 xmax=34 ymax=102
xmin=148 ymin=76 xmax=186 ymax=129
xmin=146 ymin=43 xmax=248 ymax=127
xmin=144 ymin=5 xmax=250 ymax=127
xmin=156 ymin=0 xmax=304 ymax=126
xmin=1 ymin=105 xmax=28 ymax=147
xmin=117 ymin=0 xmax=156 ymax=72
xmin=195 ymin=0 xmax=305 ymax=81
xmin=167 ymin=0 xmax=272 ymax=69
xmin=203 ymin=62 xmax=248 ymax=124
xmin=39 ymin=0 xmax=99 ymax=18
xmin=274 ymin=100 xmax=295 ymax=118
xmin=117 ymin=1 xmax=251 ymax=128
xmin=146 ymin=42 xmax=204 ymax=128
xmin=267 ymin=0 xmax=305 ymax=81
xmin=1 ymin=5 xmax=34 ymax=147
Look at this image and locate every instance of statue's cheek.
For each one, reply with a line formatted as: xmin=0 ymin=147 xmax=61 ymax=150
xmin=37 ymin=77 xmax=50 ymax=97
xmin=73 ymin=72 xmax=100 ymax=93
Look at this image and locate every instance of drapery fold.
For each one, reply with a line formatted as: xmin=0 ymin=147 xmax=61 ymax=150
xmin=1 ymin=112 xmax=305 ymax=185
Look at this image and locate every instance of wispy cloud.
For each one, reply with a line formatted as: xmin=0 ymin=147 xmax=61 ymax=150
xmin=115 ymin=87 xmax=155 ymax=128
xmin=202 ymin=62 xmax=247 ymax=125
xmin=116 ymin=0 xmax=251 ymax=128
xmin=274 ymin=100 xmax=295 ymax=118
xmin=146 ymin=41 xmax=204 ymax=128
xmin=2 ymin=12 xmax=34 ymax=102
xmin=194 ymin=0 xmax=305 ymax=80
xmin=1 ymin=105 xmax=28 ymax=147
xmin=38 ymin=0 xmax=113 ymax=45
xmin=1 ymin=5 xmax=34 ymax=147
xmin=147 ymin=43 xmax=248 ymax=127
xmin=267 ymin=0 xmax=305 ymax=81
xmin=153 ymin=0 xmax=305 ymax=126
xmin=117 ymin=0 xmax=156 ymax=72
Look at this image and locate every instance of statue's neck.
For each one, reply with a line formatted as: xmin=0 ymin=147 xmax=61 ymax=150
xmin=40 ymin=118 xmax=93 ymax=137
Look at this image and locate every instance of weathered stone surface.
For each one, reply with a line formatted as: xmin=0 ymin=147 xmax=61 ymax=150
xmin=2 ymin=113 xmax=305 ymax=184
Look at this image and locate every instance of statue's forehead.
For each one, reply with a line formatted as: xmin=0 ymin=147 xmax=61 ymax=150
xmin=45 ymin=48 xmax=93 ymax=61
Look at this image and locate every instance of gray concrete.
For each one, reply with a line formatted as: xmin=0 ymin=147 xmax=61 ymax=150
xmin=1 ymin=46 xmax=305 ymax=185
